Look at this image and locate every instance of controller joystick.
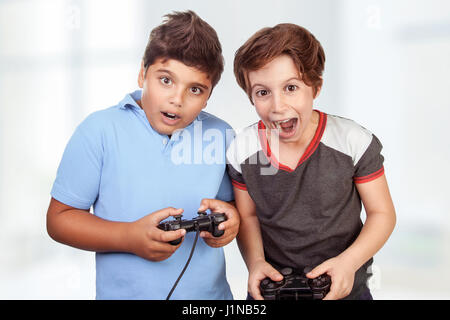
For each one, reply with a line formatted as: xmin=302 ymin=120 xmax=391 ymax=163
xmin=260 ymin=266 xmax=331 ymax=300
xmin=158 ymin=211 xmax=227 ymax=245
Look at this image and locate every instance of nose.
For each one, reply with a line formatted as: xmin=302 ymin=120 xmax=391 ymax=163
xmin=169 ymin=88 xmax=184 ymax=107
xmin=271 ymin=92 xmax=286 ymax=114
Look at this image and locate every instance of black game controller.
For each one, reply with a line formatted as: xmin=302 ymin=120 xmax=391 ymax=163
xmin=158 ymin=211 xmax=227 ymax=245
xmin=260 ymin=267 xmax=331 ymax=300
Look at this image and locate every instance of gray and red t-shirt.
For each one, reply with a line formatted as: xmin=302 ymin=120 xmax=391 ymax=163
xmin=226 ymin=111 xmax=384 ymax=299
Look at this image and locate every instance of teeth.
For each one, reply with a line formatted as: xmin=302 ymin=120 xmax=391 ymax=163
xmin=273 ymin=118 xmax=292 ymax=128
xmin=164 ymin=112 xmax=177 ymax=119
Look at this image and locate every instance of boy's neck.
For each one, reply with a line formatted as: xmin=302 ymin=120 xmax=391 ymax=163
xmin=136 ymin=99 xmax=173 ymax=139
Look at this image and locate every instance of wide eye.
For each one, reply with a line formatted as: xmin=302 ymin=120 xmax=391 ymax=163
xmin=160 ymin=76 xmax=172 ymax=85
xmin=190 ymin=87 xmax=203 ymax=95
xmin=285 ymin=84 xmax=298 ymax=92
xmin=256 ymin=89 xmax=269 ymax=97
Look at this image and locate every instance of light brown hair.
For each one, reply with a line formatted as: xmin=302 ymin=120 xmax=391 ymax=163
xmin=234 ymin=23 xmax=325 ymax=103
xmin=143 ymin=10 xmax=224 ymax=89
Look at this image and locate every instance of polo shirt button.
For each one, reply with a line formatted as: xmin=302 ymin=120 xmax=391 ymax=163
xmin=162 ymin=138 xmax=168 ymax=145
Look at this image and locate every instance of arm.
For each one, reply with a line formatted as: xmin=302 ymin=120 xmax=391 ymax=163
xmin=234 ymin=187 xmax=282 ymax=300
xmin=46 ymin=198 xmax=187 ymax=261
xmin=307 ymin=174 xmax=396 ymax=299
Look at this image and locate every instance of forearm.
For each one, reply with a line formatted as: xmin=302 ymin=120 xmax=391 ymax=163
xmin=47 ymin=208 xmax=130 ymax=253
xmin=339 ymin=210 xmax=396 ymax=271
xmin=236 ymin=215 xmax=266 ymax=270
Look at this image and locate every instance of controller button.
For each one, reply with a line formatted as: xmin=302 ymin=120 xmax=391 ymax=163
xmin=303 ymin=266 xmax=313 ymax=274
xmin=280 ymin=267 xmax=293 ymax=276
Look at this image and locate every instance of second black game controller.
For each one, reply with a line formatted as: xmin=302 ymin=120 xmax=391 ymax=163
xmin=158 ymin=211 xmax=227 ymax=245
xmin=260 ymin=266 xmax=331 ymax=300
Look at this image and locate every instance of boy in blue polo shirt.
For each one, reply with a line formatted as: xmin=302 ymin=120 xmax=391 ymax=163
xmin=47 ymin=11 xmax=239 ymax=300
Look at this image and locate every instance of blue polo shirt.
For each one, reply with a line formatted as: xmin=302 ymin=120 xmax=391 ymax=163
xmin=51 ymin=90 xmax=234 ymax=299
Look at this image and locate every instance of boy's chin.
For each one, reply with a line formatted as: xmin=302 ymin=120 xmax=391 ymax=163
xmin=154 ymin=123 xmax=187 ymax=136
xmin=156 ymin=126 xmax=177 ymax=136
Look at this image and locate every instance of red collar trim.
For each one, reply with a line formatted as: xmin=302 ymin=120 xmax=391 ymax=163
xmin=258 ymin=110 xmax=327 ymax=172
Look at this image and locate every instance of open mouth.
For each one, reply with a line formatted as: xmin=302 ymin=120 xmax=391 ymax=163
xmin=161 ymin=111 xmax=181 ymax=125
xmin=162 ymin=112 xmax=180 ymax=120
xmin=272 ymin=118 xmax=298 ymax=136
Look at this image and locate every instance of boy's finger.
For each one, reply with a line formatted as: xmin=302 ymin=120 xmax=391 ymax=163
xmin=306 ymin=263 xmax=328 ymax=279
xmin=198 ymin=198 xmax=228 ymax=213
xmin=198 ymin=198 xmax=215 ymax=212
xmin=200 ymin=231 xmax=213 ymax=238
xmin=249 ymin=283 xmax=264 ymax=300
xmin=322 ymin=277 xmax=341 ymax=300
xmin=217 ymin=220 xmax=234 ymax=231
xmin=268 ymin=269 xmax=283 ymax=282
xmin=151 ymin=207 xmax=184 ymax=224
xmin=158 ymin=228 xmax=186 ymax=243
xmin=252 ymin=291 xmax=264 ymax=300
xmin=322 ymin=286 xmax=339 ymax=300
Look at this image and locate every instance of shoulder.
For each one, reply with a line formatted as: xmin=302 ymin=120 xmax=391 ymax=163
xmin=197 ymin=111 xmax=235 ymax=150
xmin=322 ymin=113 xmax=375 ymax=165
xmin=198 ymin=111 xmax=233 ymax=132
xmin=76 ymin=105 xmax=124 ymax=135
xmin=226 ymin=122 xmax=260 ymax=168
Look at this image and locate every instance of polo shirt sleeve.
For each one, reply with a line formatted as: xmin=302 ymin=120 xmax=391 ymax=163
xmin=226 ymin=139 xmax=247 ymax=191
xmin=215 ymin=124 xmax=235 ymax=202
xmin=51 ymin=113 xmax=104 ymax=209
xmin=215 ymin=171 xmax=234 ymax=202
xmin=353 ymin=134 xmax=385 ymax=184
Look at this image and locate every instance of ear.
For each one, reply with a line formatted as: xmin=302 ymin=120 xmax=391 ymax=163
xmin=138 ymin=60 xmax=145 ymax=88
xmin=313 ymin=78 xmax=323 ymax=99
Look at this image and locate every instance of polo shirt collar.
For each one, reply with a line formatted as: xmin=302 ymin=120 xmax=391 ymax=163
xmin=119 ymin=90 xmax=143 ymax=111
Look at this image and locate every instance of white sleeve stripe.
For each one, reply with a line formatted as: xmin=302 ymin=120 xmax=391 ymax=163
xmin=321 ymin=114 xmax=373 ymax=166
xmin=226 ymin=124 xmax=262 ymax=174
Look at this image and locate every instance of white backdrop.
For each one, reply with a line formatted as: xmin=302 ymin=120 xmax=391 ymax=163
xmin=1 ymin=0 xmax=449 ymax=299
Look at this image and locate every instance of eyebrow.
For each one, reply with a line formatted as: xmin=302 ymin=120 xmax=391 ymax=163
xmin=250 ymin=77 xmax=302 ymax=92
xmin=156 ymin=68 xmax=210 ymax=90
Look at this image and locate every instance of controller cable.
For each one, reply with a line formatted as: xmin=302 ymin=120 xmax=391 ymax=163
xmin=165 ymin=223 xmax=200 ymax=300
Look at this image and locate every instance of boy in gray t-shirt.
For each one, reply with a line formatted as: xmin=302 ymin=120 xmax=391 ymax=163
xmin=227 ymin=23 xmax=396 ymax=300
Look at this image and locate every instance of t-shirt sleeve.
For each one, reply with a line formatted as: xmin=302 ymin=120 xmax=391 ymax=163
xmin=50 ymin=114 xmax=103 ymax=209
xmin=226 ymin=164 xmax=246 ymax=191
xmin=213 ymin=123 xmax=236 ymax=201
xmin=353 ymin=134 xmax=385 ymax=184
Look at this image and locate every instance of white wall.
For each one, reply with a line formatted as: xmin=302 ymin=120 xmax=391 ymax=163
xmin=336 ymin=0 xmax=450 ymax=298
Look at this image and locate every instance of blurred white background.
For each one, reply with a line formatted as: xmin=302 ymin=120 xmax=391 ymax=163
xmin=1 ymin=0 xmax=449 ymax=299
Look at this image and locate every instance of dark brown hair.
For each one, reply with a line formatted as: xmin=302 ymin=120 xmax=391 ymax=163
xmin=234 ymin=23 xmax=325 ymax=103
xmin=142 ymin=10 xmax=224 ymax=89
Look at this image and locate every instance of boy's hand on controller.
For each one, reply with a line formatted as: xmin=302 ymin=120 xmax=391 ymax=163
xmin=306 ymin=256 xmax=356 ymax=300
xmin=197 ymin=198 xmax=240 ymax=248
xmin=248 ymin=259 xmax=283 ymax=300
xmin=126 ymin=207 xmax=186 ymax=262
